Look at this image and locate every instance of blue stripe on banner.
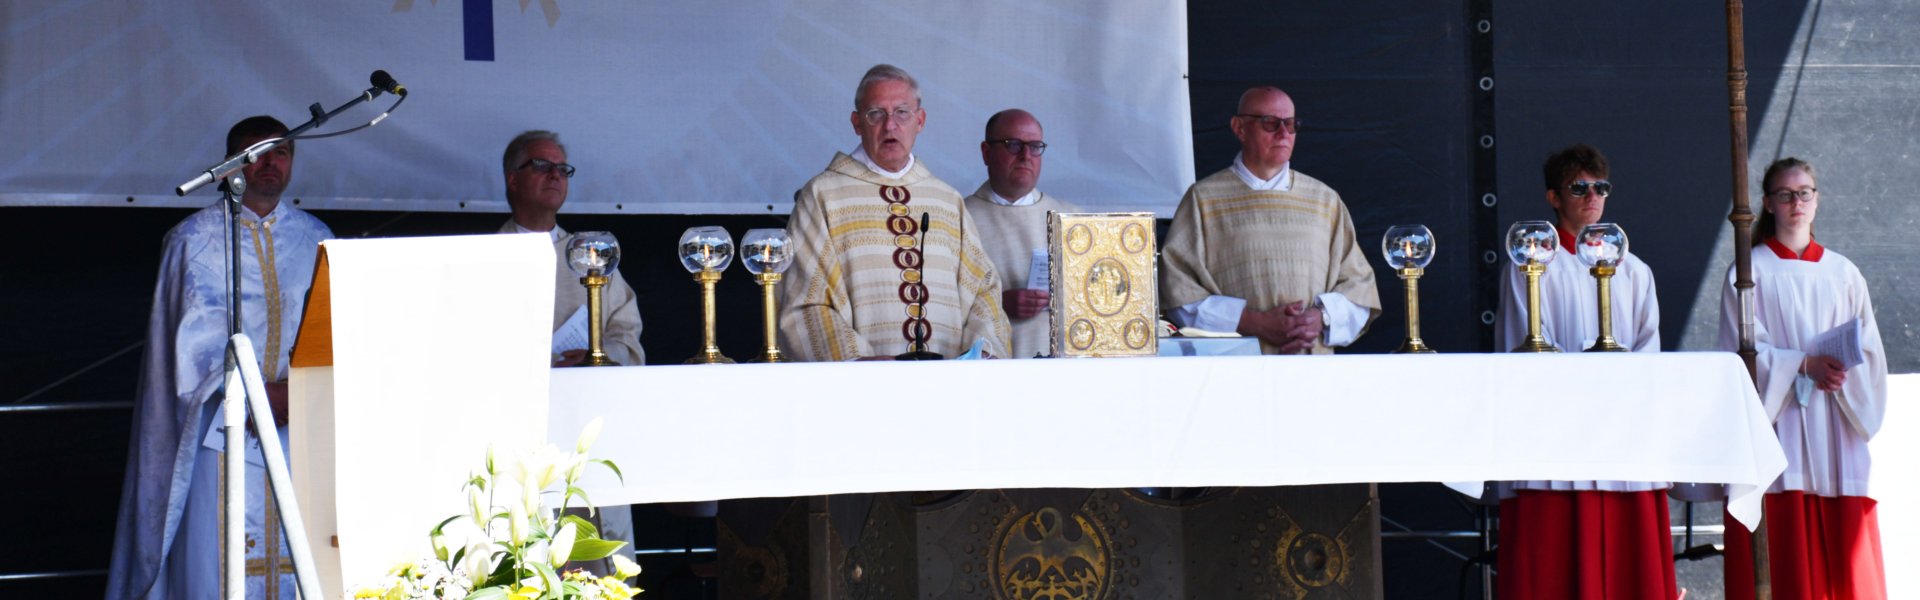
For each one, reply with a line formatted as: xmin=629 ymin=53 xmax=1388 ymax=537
xmin=463 ymin=0 xmax=494 ymax=62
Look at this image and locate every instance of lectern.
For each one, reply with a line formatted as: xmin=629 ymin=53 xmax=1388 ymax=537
xmin=287 ymin=233 xmax=554 ymax=594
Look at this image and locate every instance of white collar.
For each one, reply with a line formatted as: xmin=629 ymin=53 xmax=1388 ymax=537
xmin=237 ymin=199 xmax=285 ymax=224
xmin=987 ymin=188 xmax=1041 ymax=207
xmin=511 ymin=221 xmax=562 ymax=242
xmin=1231 ymin=153 xmax=1292 ymax=191
xmin=851 ymin=147 xmax=915 ymax=180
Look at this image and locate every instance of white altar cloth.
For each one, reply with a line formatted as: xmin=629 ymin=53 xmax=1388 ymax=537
xmin=549 ymin=352 xmax=1785 ymax=529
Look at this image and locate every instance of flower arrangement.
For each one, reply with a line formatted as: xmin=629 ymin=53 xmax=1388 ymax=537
xmin=352 ymin=418 xmax=642 ymax=600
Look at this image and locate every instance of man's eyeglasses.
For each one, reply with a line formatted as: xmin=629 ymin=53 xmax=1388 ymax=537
xmin=519 ymin=158 xmax=576 ymax=178
xmin=1236 ymin=114 xmax=1301 ymax=134
xmin=1566 ymin=179 xmax=1611 ymax=198
xmin=1768 ymin=188 xmax=1817 ymax=203
xmin=860 ymin=106 xmax=919 ymax=126
xmin=986 ymin=139 xmax=1048 ymax=157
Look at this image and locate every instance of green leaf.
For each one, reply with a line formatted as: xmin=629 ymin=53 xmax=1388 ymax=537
xmin=531 ymin=562 xmax=561 ymax=598
xmin=463 ymin=587 xmax=509 ymax=600
xmin=565 ymin=486 xmax=595 ymax=513
xmin=558 ymin=514 xmax=600 ymax=540
xmin=569 ymin=538 xmax=627 ymax=562
xmin=591 ymin=459 xmax=625 ymax=484
xmin=430 ymin=514 xmax=464 ymax=537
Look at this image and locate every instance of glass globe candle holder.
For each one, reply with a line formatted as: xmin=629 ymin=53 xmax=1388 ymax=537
xmin=678 ymin=226 xmax=736 ymax=364
xmin=740 ymin=228 xmax=793 ymax=363
xmin=565 ymin=232 xmax=622 ymax=367
xmin=1382 ymin=225 xmax=1437 ymax=354
xmin=1577 ymin=223 xmax=1630 ymax=352
xmin=1506 ymin=220 xmax=1560 ymax=353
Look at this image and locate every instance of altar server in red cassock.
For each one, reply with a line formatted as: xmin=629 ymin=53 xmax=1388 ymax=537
xmin=1720 ymin=157 xmax=1887 ymax=600
xmin=1494 ymin=143 xmax=1676 ymax=599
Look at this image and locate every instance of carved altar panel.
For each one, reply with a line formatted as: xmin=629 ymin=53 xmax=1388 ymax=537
xmin=718 ymin=485 xmax=1380 ymax=599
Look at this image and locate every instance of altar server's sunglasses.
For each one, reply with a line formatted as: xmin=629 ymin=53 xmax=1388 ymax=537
xmin=1565 ymin=180 xmax=1611 ymax=198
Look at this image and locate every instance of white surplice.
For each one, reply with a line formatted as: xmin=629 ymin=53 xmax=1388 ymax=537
xmin=1718 ymin=241 xmax=1887 ymax=498
xmin=1495 ymin=241 xmax=1664 ymax=494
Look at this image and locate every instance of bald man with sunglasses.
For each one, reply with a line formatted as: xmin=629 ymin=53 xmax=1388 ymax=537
xmin=1160 ymin=86 xmax=1379 ymax=354
xmin=1492 ymin=143 xmax=1672 ymax=599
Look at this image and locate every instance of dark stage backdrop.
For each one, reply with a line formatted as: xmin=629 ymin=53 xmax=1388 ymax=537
xmin=6 ymin=1 xmax=1916 ymax=597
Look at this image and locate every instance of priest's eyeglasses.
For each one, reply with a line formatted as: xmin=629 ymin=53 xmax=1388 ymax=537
xmin=986 ymin=139 xmax=1048 ymax=157
xmin=860 ymin=106 xmax=919 ymax=126
xmin=1236 ymin=114 xmax=1301 ymax=134
xmin=1767 ymin=188 xmax=1818 ymax=203
xmin=1567 ymin=179 xmax=1611 ymax=198
xmin=520 ymin=158 xmax=576 ymax=178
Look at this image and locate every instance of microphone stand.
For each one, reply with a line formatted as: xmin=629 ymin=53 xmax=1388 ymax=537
xmin=171 ymin=76 xmax=402 ymax=600
xmin=897 ymin=212 xmax=945 ymax=360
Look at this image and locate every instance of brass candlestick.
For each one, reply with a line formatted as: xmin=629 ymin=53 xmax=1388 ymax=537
xmin=1513 ymin=261 xmax=1559 ymax=353
xmin=581 ymin=273 xmax=619 ymax=366
xmin=566 ymin=232 xmax=623 ymax=367
xmin=1576 ymin=223 xmax=1630 ymax=352
xmin=749 ymin=272 xmax=785 ymax=363
xmin=1393 ymin=267 xmax=1436 ymax=353
xmin=686 ymin=268 xmax=735 ymax=364
xmin=1585 ymin=265 xmax=1628 ymax=352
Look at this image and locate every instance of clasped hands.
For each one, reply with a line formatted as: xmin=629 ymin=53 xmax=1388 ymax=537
xmin=1802 ymin=355 xmax=1848 ymax=392
xmin=1238 ymin=301 xmax=1322 ymax=354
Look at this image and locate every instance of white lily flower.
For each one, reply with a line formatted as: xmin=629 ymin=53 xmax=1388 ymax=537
xmin=468 ymin=488 xmax=488 ymax=528
xmin=515 ymin=444 xmax=568 ymax=491
xmin=549 ymin=522 xmax=577 ymax=568
xmin=611 ymin=554 xmax=643 ymax=579
xmin=566 ymin=458 xmax=587 ymax=486
xmin=507 ymin=502 xmax=528 ymax=547
xmin=461 ymin=541 xmax=494 ymax=588
xmin=576 ymin=417 xmax=604 ymax=453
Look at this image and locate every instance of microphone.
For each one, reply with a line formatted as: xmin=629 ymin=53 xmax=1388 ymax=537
xmin=896 ymin=211 xmax=944 ymax=361
xmin=369 ymin=70 xmax=407 ymax=97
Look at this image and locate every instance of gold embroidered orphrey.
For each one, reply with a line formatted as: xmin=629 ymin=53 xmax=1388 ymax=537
xmin=1048 ymin=213 xmax=1158 ymax=357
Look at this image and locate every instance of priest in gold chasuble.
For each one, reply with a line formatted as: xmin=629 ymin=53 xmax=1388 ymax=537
xmin=779 ymin=64 xmax=1011 ymax=361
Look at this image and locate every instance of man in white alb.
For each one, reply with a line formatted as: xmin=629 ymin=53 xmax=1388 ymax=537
xmin=963 ymin=109 xmax=1080 ymax=358
xmin=109 ymin=116 xmax=334 ymax=599
xmin=494 ymin=130 xmax=642 ymax=570
xmin=1159 ymin=86 xmax=1378 ymax=354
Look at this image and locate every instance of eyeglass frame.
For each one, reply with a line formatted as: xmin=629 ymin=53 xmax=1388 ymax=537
xmin=1234 ymin=114 xmax=1302 ymax=134
xmin=1766 ymin=187 xmax=1818 ymax=203
xmin=985 ymin=138 xmax=1048 ymax=157
xmin=1565 ymin=179 xmax=1611 ymax=198
xmin=519 ymin=158 xmax=577 ymax=178
xmin=858 ymin=104 xmax=921 ymax=127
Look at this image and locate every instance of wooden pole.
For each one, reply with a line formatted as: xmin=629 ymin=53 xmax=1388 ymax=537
xmin=1726 ymin=0 xmax=1770 ymax=597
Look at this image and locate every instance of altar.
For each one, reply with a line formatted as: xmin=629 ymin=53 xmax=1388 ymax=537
xmin=545 ymin=353 xmax=1784 ymax=599
xmin=287 ymin=235 xmax=1785 ymax=598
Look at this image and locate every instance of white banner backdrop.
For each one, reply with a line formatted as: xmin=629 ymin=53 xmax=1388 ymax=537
xmin=0 ymin=1 xmax=1193 ymax=215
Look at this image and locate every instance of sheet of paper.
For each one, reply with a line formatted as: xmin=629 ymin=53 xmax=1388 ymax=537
xmin=1026 ymin=249 xmax=1049 ymax=290
xmin=552 ymin=305 xmax=590 ymax=356
xmin=1807 ymin=316 xmax=1866 ymax=369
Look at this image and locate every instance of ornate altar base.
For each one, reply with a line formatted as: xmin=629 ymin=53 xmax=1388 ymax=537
xmin=717 ymin=485 xmax=1380 ymax=600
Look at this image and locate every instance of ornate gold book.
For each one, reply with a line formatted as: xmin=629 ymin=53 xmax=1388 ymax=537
xmin=1047 ymin=212 xmax=1158 ymax=357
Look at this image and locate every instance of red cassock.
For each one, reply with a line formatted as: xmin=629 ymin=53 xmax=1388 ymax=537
xmin=1718 ymin=239 xmax=1890 ymax=600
